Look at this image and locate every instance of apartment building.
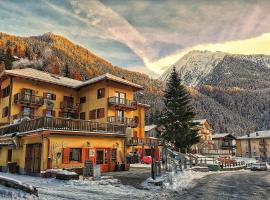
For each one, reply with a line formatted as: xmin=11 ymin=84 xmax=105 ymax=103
xmin=0 ymin=68 xmax=158 ymax=174
xmin=236 ymin=131 xmax=270 ymax=160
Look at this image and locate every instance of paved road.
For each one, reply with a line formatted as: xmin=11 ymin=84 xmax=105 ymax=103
xmin=178 ymin=171 xmax=270 ymax=200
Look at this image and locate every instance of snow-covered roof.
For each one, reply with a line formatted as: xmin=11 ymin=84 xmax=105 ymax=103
xmin=78 ymin=73 xmax=143 ymax=90
xmin=145 ymin=125 xmax=157 ymax=132
xmin=237 ymin=130 xmax=270 ymax=139
xmin=212 ymin=133 xmax=235 ymax=139
xmin=192 ymin=119 xmax=207 ymax=124
xmin=137 ymin=103 xmax=151 ymax=108
xmin=0 ymin=68 xmax=82 ymax=88
xmin=0 ymin=68 xmax=143 ymax=90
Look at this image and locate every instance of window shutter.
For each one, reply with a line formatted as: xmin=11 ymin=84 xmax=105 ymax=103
xmin=81 ymin=148 xmax=88 ymax=163
xmin=62 ymin=148 xmax=70 ymax=164
xmin=59 ymin=111 xmax=63 ymax=118
xmin=99 ymin=108 xmax=105 ymax=118
xmin=89 ymin=110 xmax=96 ymax=120
xmin=52 ymin=110 xmax=56 ymax=117
xmin=52 ymin=94 xmax=56 ymax=100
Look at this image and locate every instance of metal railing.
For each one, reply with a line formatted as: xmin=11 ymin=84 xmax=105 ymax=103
xmin=0 ymin=116 xmax=125 ymax=135
xmin=108 ymin=97 xmax=137 ymax=110
xmin=14 ymin=93 xmax=44 ymax=106
xmin=107 ymin=116 xmax=137 ymax=128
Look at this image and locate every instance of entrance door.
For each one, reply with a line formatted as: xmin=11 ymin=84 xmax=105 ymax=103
xmin=96 ymin=149 xmax=110 ymax=172
xmin=25 ymin=143 xmax=42 ymax=175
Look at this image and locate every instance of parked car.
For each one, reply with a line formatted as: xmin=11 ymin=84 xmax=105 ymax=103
xmin=250 ymin=162 xmax=267 ymax=171
xmin=141 ymin=156 xmax=152 ymax=164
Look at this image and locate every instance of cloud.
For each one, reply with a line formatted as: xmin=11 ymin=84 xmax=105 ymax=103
xmin=68 ymin=0 xmax=158 ymax=61
xmin=147 ymin=33 xmax=270 ymax=74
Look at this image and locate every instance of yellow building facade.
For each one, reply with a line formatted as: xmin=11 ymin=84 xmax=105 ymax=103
xmin=0 ymin=68 xmax=156 ymax=174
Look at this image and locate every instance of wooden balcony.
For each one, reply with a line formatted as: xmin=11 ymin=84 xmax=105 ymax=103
xmin=108 ymin=97 xmax=137 ymax=110
xmin=259 ymin=147 xmax=267 ymax=152
xmin=14 ymin=93 xmax=44 ymax=107
xmin=60 ymin=101 xmax=80 ymax=112
xmin=107 ymin=116 xmax=138 ymax=128
xmin=259 ymin=140 xmax=267 ymax=146
xmin=126 ymin=137 xmax=160 ymax=146
xmin=0 ymin=116 xmax=125 ymax=136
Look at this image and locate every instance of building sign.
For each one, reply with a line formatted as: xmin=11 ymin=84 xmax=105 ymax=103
xmin=89 ymin=149 xmax=95 ymax=157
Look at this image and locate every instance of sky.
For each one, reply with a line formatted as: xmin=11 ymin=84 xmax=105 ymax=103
xmin=1 ymin=0 xmax=270 ymax=78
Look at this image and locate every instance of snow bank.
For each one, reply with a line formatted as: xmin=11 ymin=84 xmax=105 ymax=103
xmin=142 ymin=170 xmax=209 ymax=191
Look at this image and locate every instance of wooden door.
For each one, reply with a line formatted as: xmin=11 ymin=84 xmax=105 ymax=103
xmin=25 ymin=143 xmax=42 ymax=175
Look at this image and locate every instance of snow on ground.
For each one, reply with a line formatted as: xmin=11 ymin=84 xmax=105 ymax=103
xmin=130 ymin=163 xmax=151 ymax=168
xmin=0 ymin=172 xmax=167 ymax=200
xmin=233 ymin=157 xmax=257 ymax=164
xmin=142 ymin=170 xmax=209 ymax=191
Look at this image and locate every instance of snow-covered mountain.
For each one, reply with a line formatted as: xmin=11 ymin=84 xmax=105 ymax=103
xmin=160 ymin=51 xmax=270 ymax=135
xmin=160 ymin=50 xmax=226 ymax=86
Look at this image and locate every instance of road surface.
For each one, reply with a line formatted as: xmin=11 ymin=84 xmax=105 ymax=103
xmin=0 ymin=170 xmax=269 ymax=199
xmin=178 ymin=171 xmax=270 ymax=200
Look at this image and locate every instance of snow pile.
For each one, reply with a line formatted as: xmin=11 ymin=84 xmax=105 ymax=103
xmin=233 ymin=157 xmax=257 ymax=164
xmin=56 ymin=170 xmax=77 ymax=175
xmin=143 ymin=170 xmax=208 ymax=191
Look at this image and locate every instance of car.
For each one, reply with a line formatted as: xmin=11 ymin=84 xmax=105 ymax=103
xmin=250 ymin=162 xmax=268 ymax=171
xmin=141 ymin=156 xmax=152 ymax=164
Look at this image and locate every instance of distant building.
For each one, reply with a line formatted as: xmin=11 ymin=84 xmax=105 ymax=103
xmin=145 ymin=124 xmax=164 ymax=138
xmin=236 ymin=131 xmax=270 ymax=160
xmin=212 ymin=133 xmax=236 ymax=155
xmin=191 ymin=119 xmax=214 ymax=153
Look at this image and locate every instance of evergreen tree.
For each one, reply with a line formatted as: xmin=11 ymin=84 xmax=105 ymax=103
xmin=159 ymin=67 xmax=199 ymax=152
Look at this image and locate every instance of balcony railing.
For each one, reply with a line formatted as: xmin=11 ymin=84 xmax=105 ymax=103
xmin=259 ymin=140 xmax=267 ymax=146
xmin=259 ymin=147 xmax=267 ymax=152
xmin=0 ymin=116 xmax=125 ymax=136
xmin=107 ymin=116 xmax=138 ymax=128
xmin=108 ymin=97 xmax=137 ymax=110
xmin=126 ymin=137 xmax=160 ymax=146
xmin=60 ymin=101 xmax=80 ymax=112
xmin=14 ymin=93 xmax=44 ymax=107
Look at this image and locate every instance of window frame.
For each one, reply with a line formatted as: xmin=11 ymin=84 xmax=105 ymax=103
xmin=2 ymin=106 xmax=9 ymax=118
xmin=97 ymin=88 xmax=105 ymax=99
xmin=80 ymin=96 xmax=86 ymax=104
xmin=69 ymin=148 xmax=82 ymax=162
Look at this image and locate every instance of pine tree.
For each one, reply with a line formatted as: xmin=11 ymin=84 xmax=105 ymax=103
xmin=159 ymin=67 xmax=199 ymax=152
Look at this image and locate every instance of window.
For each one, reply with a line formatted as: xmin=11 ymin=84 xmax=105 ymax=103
xmin=2 ymin=106 xmax=9 ymax=118
xmin=80 ymin=96 xmax=86 ymax=104
xmin=69 ymin=148 xmax=82 ymax=162
xmin=97 ymin=108 xmax=105 ymax=118
xmin=89 ymin=108 xmax=105 ymax=119
xmin=115 ymin=92 xmax=126 ymax=104
xmin=44 ymin=110 xmax=55 ymax=117
xmin=7 ymin=149 xmax=12 ymax=162
xmin=44 ymin=92 xmax=56 ymax=100
xmin=1 ymin=86 xmax=10 ymax=98
xmin=97 ymin=88 xmax=105 ymax=99
xmin=80 ymin=112 xmax=86 ymax=120
xmin=96 ymin=150 xmax=104 ymax=164
xmin=22 ymin=107 xmax=34 ymax=118
xmin=112 ymin=149 xmax=117 ymax=163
